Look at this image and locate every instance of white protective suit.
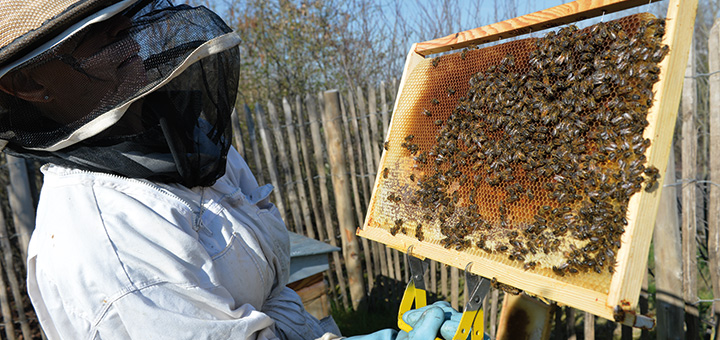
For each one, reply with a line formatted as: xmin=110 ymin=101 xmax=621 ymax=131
xmin=26 ymin=147 xmax=340 ymax=340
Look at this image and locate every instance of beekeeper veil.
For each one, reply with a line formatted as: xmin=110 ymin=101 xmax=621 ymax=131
xmin=0 ymin=0 xmax=241 ymax=187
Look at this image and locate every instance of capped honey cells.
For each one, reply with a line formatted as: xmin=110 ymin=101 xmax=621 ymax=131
xmin=374 ymin=14 xmax=668 ymax=278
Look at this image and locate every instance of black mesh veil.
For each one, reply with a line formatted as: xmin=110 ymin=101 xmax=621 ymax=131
xmin=0 ymin=0 xmax=240 ymax=187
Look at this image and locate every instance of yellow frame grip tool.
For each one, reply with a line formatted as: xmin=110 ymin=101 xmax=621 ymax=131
xmin=398 ymin=255 xmax=491 ymax=340
xmin=452 ymin=263 xmax=491 ymax=340
xmin=398 ymin=252 xmax=433 ymax=335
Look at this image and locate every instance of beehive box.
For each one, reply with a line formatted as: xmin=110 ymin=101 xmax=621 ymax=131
xmin=358 ymin=0 xmax=696 ymax=326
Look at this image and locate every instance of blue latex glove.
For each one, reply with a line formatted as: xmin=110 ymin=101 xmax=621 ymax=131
xmin=401 ymin=301 xmax=490 ymax=340
xmin=400 ymin=301 xmax=460 ymax=340
xmin=396 ymin=304 xmax=446 ymax=340
xmin=345 ymin=304 xmax=446 ymax=340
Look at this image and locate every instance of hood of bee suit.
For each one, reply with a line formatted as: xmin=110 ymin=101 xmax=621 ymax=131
xmin=0 ymin=0 xmax=241 ymax=187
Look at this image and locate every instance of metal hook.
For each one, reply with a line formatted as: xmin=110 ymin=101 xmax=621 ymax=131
xmin=465 ymin=262 xmax=474 ymax=273
xmin=601 ymin=10 xmax=606 ymax=22
xmin=406 ymin=245 xmax=414 ymax=257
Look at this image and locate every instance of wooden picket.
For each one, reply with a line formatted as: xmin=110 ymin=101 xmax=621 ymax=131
xmin=0 ymin=210 xmax=17 ymax=340
xmin=298 ymin=95 xmax=324 ymax=242
xmin=284 ymin=98 xmax=314 ymax=239
xmin=6 ymin=155 xmax=34 ymax=261
xmin=268 ymin=101 xmax=303 ymax=235
xmin=230 ymin=109 xmax=246 ymax=160
xmin=338 ymin=92 xmax=375 ymax=292
xmin=1 ymin=158 xmax=31 ymax=340
xmin=323 ymin=90 xmax=365 ymax=310
xmin=681 ymin=39 xmax=700 ymax=339
xmin=709 ymin=18 xmax=720 ymax=340
xmin=653 ymin=150 xmax=684 ymax=339
xmin=243 ymin=104 xmax=266 ymax=185
xmin=255 ymin=104 xmax=287 ymax=226
xmin=309 ymin=92 xmax=351 ymax=309
xmin=300 ymin=94 xmax=337 ymax=304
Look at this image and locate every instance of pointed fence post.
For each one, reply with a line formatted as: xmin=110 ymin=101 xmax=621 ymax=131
xmin=0 ymin=209 xmax=16 ymax=340
xmin=653 ymin=150 xmax=684 ymax=339
xmin=566 ymin=308 xmax=576 ymax=340
xmin=298 ymin=95 xmax=324 ymax=241
xmin=322 ymin=90 xmax=366 ymax=310
xmin=284 ymin=98 xmax=314 ymax=239
xmin=380 ymin=81 xmax=390 ymax=138
xmin=584 ymin=312 xmax=594 ymax=340
xmin=308 ymin=93 xmax=349 ymax=309
xmin=707 ymin=17 xmax=720 ymax=340
xmin=255 ymin=103 xmax=287 ymax=225
xmin=6 ymin=155 xmax=34 ymax=260
xmin=681 ymin=37 xmax=699 ymax=339
xmin=338 ymin=94 xmax=375 ymax=292
xmin=490 ymin=289 xmax=499 ymax=339
xmin=0 ymin=204 xmax=30 ymax=339
xmin=268 ymin=101 xmax=303 ymax=235
xmin=244 ymin=104 xmax=266 ymax=184
xmin=367 ymin=85 xmax=381 ymax=167
xmin=230 ymin=108 xmax=246 ymax=159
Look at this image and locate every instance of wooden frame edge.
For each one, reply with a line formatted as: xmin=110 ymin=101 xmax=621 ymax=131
xmin=362 ymin=44 xmax=425 ymax=229
xmin=607 ymin=0 xmax=699 ymax=308
xmin=357 ymin=227 xmax=624 ymax=323
xmin=415 ymin=0 xmax=662 ymax=56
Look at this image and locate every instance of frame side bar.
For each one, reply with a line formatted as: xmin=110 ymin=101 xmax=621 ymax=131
xmin=607 ymin=0 xmax=699 ymax=308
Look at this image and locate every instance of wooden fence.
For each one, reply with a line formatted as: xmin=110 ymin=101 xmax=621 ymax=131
xmin=2 ymin=20 xmax=720 ymax=340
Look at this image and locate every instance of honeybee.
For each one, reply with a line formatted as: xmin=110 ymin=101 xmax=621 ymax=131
xmin=645 ymin=177 xmax=659 ymax=192
xmin=415 ymin=223 xmax=425 ymax=241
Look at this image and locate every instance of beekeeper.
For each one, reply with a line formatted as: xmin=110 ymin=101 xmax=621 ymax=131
xmin=0 ymin=1 xmax=462 ymax=339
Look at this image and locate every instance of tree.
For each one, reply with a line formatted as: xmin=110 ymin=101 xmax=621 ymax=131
xmin=188 ymin=0 xmax=408 ymax=105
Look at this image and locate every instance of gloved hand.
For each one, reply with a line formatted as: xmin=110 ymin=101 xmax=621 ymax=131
xmin=399 ymin=301 xmax=460 ymax=340
xmin=396 ymin=304 xmax=446 ymax=340
xmin=344 ymin=302 xmax=447 ymax=340
xmin=399 ymin=301 xmax=490 ymax=340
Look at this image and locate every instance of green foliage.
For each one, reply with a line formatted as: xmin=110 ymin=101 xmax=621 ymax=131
xmin=188 ymin=0 xmax=404 ymax=106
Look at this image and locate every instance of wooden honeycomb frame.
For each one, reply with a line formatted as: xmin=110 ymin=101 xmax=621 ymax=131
xmin=358 ymin=0 xmax=697 ymax=326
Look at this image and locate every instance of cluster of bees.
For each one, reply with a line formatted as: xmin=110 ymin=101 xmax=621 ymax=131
xmin=386 ymin=16 xmax=668 ymax=277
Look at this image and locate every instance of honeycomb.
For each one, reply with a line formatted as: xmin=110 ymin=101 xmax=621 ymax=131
xmin=366 ymin=13 xmax=667 ymax=292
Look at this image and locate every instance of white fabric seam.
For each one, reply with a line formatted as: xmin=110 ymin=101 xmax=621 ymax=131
xmin=87 ymin=278 xmax=166 ymax=340
xmin=212 ymin=232 xmax=267 ymax=287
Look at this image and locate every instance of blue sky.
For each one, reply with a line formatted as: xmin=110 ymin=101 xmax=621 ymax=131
xmin=202 ymin=0 xmax=671 ymax=79
xmin=393 ymin=0 xmax=668 ymax=43
xmin=206 ymin=0 xmax=669 ymax=44
xmin=373 ymin=0 xmax=669 ymax=69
